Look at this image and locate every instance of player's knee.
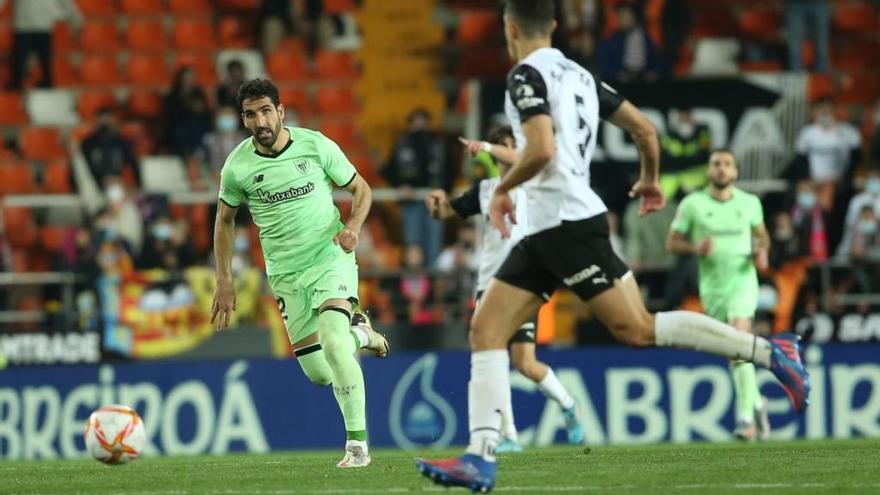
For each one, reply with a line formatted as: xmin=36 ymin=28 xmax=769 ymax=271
xmin=608 ymin=314 xmax=654 ymax=348
xmin=305 ymin=372 xmax=332 ymax=387
xmin=469 ymin=315 xmax=502 ymax=350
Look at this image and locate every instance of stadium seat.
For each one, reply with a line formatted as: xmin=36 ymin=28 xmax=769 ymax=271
xmin=218 ymin=16 xmax=255 ymax=48
xmin=315 ymin=51 xmax=358 ymax=80
xmin=0 ymin=162 xmax=35 ymax=194
xmin=126 ymin=54 xmax=170 ymax=86
xmin=2 ymin=207 xmax=37 ymax=249
xmin=26 ymin=89 xmax=79 ymax=126
xmin=81 ymin=21 xmax=120 ymax=52
xmin=175 ymin=52 xmax=218 ymax=86
xmin=738 ymin=7 xmax=780 ymax=40
xmin=78 ymin=91 xmax=116 ymax=121
xmin=836 ymin=41 xmax=880 ymax=73
xmin=79 ymin=55 xmax=121 ymax=86
xmin=119 ymin=0 xmax=164 ymax=15
xmin=0 ymin=92 xmax=28 ymax=125
xmin=316 ymin=87 xmax=358 ymax=115
xmin=456 ymin=10 xmax=499 ymax=44
xmin=276 ymin=37 xmax=306 ymax=55
xmin=140 ymin=156 xmax=191 ymax=193
xmin=127 ymin=90 xmax=163 ymax=119
xmin=52 ymin=57 xmax=77 ymax=86
xmin=324 ymin=0 xmax=355 ymax=14
xmin=125 ymin=19 xmax=166 ymax=52
xmin=40 ymin=226 xmax=69 ymax=253
xmin=19 ymin=127 xmax=65 ymax=161
xmin=52 ymin=22 xmax=75 ymax=52
xmin=172 ymin=19 xmax=217 ymax=51
xmin=216 ymin=49 xmax=267 ymax=79
xmin=75 ymin=0 xmax=117 ymax=16
xmin=279 ymin=87 xmax=311 ymax=119
xmin=833 ymin=3 xmax=878 ymax=33
xmin=43 ymin=159 xmax=72 ymax=194
xmin=168 ymin=0 xmax=212 ymax=15
xmin=0 ymin=23 xmax=10 ymax=53
xmin=215 ymin=0 xmax=260 ymax=12
xmin=267 ymin=52 xmax=310 ymax=82
xmin=838 ymin=72 xmax=880 ymax=105
xmin=319 ymin=120 xmax=359 ymax=150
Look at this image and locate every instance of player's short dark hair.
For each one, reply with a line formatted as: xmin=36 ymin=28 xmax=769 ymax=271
xmin=503 ymin=0 xmax=555 ymax=38
xmin=710 ymin=148 xmax=737 ymax=164
xmin=237 ymin=78 xmax=280 ymax=112
xmin=488 ymin=125 xmax=514 ymax=145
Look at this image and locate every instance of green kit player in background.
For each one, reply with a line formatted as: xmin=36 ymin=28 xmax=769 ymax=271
xmin=211 ymin=79 xmax=389 ymax=467
xmin=667 ymin=149 xmax=772 ymax=441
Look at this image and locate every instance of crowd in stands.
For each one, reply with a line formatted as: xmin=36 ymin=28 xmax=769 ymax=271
xmin=0 ymin=0 xmax=879 ymax=335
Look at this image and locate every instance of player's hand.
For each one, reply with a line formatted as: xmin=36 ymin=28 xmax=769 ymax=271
xmin=458 ymin=137 xmax=488 ymax=157
xmin=489 ymin=189 xmax=516 ymax=239
xmin=210 ymin=281 xmax=236 ymax=331
xmin=753 ymin=247 xmax=769 ymax=272
xmin=334 ymin=227 xmax=359 ymax=253
xmin=426 ymin=189 xmax=448 ymax=218
xmin=628 ymin=178 xmax=665 ymax=216
xmin=696 ymin=237 xmax=713 ymax=257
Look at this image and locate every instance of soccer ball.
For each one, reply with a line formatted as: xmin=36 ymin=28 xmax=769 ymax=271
xmin=83 ymin=405 xmax=145 ymax=464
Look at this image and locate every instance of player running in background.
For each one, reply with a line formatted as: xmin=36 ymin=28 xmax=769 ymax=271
xmin=667 ymin=149 xmax=772 ymax=441
xmin=416 ymin=1 xmax=809 ymax=491
xmin=211 ymin=79 xmax=389 ymax=468
xmin=427 ymin=126 xmax=585 ymax=453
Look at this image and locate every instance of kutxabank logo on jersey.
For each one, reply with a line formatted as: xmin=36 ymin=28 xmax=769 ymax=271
xmin=255 ymin=182 xmax=315 ymax=205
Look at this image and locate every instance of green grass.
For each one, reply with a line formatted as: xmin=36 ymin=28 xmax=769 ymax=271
xmin=3 ymin=439 xmax=880 ymax=494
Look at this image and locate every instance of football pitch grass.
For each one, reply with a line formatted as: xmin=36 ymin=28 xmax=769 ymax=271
xmin=4 ymin=439 xmax=879 ymax=494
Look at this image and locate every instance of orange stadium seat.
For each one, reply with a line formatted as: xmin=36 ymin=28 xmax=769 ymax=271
xmin=319 ymin=120 xmax=359 ymax=150
xmin=218 ymin=16 xmax=255 ymax=48
xmin=126 ymin=54 xmax=170 ymax=86
xmin=119 ymin=0 xmax=164 ymax=15
xmin=315 ymin=86 xmax=357 ymax=115
xmin=81 ymin=21 xmax=120 ymax=52
xmin=739 ymin=7 xmax=780 ymax=40
xmin=125 ymin=19 xmax=167 ymax=52
xmin=836 ymin=41 xmax=880 ymax=73
xmin=79 ymin=55 xmax=121 ymax=86
xmin=457 ymin=10 xmax=499 ymax=44
xmin=168 ymin=0 xmax=212 ymax=15
xmin=43 ymin=160 xmax=72 ymax=194
xmin=838 ymin=72 xmax=880 ymax=105
xmin=216 ymin=0 xmax=260 ymax=12
xmin=40 ymin=226 xmax=69 ymax=252
xmin=2 ymin=207 xmax=37 ymax=249
xmin=127 ymin=90 xmax=163 ymax=119
xmin=19 ymin=127 xmax=65 ymax=161
xmin=276 ymin=37 xmax=306 ymax=55
xmin=52 ymin=23 xmax=75 ymax=52
xmin=267 ymin=52 xmax=310 ymax=82
xmin=78 ymin=90 xmax=116 ymax=120
xmin=172 ymin=19 xmax=217 ymax=50
xmin=279 ymin=87 xmax=311 ymax=119
xmin=0 ymin=92 xmax=27 ymax=125
xmin=175 ymin=52 xmax=217 ymax=86
xmin=324 ymin=0 xmax=355 ymax=14
xmin=0 ymin=22 xmax=10 ymax=52
xmin=76 ymin=0 xmax=117 ymax=17
xmin=315 ymin=51 xmax=358 ymax=80
xmin=0 ymin=162 xmax=35 ymax=194
xmin=52 ymin=57 xmax=77 ymax=86
xmin=833 ymin=3 xmax=878 ymax=33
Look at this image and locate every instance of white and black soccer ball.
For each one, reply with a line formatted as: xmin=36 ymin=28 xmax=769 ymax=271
xmin=83 ymin=405 xmax=145 ymax=465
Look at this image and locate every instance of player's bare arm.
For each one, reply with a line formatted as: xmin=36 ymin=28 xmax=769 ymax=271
xmin=334 ymin=174 xmax=372 ymax=253
xmin=426 ymin=189 xmax=457 ymax=219
xmin=752 ymin=222 xmax=771 ymax=271
xmin=607 ymin=100 xmax=665 ymax=216
xmin=211 ymin=199 xmax=238 ymax=330
xmin=490 ymin=114 xmax=554 ymax=237
xmin=458 ymin=136 xmax=519 ymax=166
xmin=666 ymin=230 xmax=713 ymax=256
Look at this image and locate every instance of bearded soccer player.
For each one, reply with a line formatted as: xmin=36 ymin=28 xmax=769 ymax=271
xmin=667 ymin=150 xmax=772 ymax=441
xmin=211 ymin=78 xmax=389 ymax=468
xmin=415 ymin=1 xmax=808 ymax=491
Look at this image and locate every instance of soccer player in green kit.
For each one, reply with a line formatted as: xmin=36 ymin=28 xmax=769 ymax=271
xmin=211 ymin=79 xmax=389 ymax=467
xmin=667 ymin=149 xmax=772 ymax=440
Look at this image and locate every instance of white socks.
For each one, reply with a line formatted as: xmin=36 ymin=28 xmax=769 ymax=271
xmin=350 ymin=324 xmax=369 ymax=348
xmin=654 ymin=311 xmax=772 ymax=368
xmin=465 ymin=350 xmax=510 ymax=462
xmin=539 ymin=368 xmax=575 ymax=410
xmin=501 ymin=390 xmax=518 ymax=442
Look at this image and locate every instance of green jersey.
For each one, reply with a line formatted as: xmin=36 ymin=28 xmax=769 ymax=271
xmin=219 ymin=127 xmax=357 ymax=276
xmin=670 ymin=187 xmax=764 ymax=296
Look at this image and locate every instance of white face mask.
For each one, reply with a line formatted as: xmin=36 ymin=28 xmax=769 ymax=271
xmin=857 ymin=220 xmax=877 ymax=235
xmin=677 ymin=121 xmax=695 ymax=138
xmin=107 ymin=184 xmax=124 ymax=204
xmin=866 ymin=177 xmax=880 ymax=196
xmin=797 ymin=192 xmax=817 ymax=209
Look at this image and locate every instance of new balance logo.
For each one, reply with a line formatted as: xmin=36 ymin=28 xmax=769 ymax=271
xmin=254 ymin=174 xmax=264 ymax=183
xmin=338 ymin=285 xmax=347 ymax=291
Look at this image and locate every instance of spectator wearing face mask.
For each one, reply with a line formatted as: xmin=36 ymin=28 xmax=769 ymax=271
xmin=838 ymin=205 xmax=880 ymax=308
xmin=80 ymin=107 xmax=140 ymax=188
xmin=101 ymin=178 xmax=143 ymax=257
xmin=836 ymin=169 xmax=880 ymax=258
xmin=790 ymin=179 xmax=829 ymax=262
xmin=139 ymin=216 xmax=196 ymax=270
xmin=198 ymin=106 xmax=248 ymax=185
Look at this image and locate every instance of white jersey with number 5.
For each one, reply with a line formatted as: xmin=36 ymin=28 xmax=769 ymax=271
xmin=504 ymin=47 xmax=625 ymax=236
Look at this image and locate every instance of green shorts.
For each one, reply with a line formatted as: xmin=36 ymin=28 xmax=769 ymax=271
xmin=701 ymin=277 xmax=758 ymax=323
xmin=267 ymin=250 xmax=359 ymax=344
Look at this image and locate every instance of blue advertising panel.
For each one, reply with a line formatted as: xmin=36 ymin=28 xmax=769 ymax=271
xmin=0 ymin=344 xmax=878 ymax=459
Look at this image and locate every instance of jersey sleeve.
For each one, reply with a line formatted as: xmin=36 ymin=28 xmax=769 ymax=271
xmin=218 ymin=162 xmax=244 ymax=207
xmin=507 ymin=64 xmax=550 ymax=122
xmin=595 ymin=77 xmax=625 ymax=119
xmin=749 ymin=195 xmax=765 ymax=228
xmin=670 ymin=197 xmax=694 ymax=234
xmin=449 ymin=180 xmax=482 ymax=218
xmin=317 ymin=133 xmax=358 ymax=187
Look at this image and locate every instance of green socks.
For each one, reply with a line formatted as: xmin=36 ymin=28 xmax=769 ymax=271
xmin=732 ymin=362 xmax=758 ymax=423
xmin=318 ymin=308 xmax=367 ymax=438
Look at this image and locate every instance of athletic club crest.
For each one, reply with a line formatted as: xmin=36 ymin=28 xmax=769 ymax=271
xmin=295 ymin=160 xmax=310 ymax=174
